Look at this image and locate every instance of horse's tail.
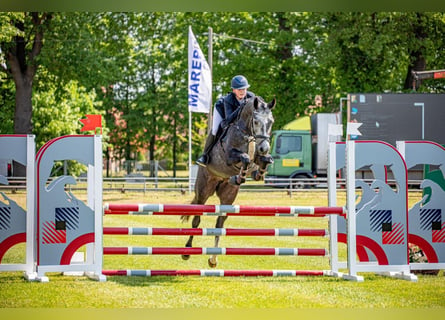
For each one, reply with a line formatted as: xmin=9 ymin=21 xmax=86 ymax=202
xmin=180 ymin=215 xmax=190 ymax=223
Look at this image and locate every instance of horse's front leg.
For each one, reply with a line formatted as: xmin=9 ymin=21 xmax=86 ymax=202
xmin=208 ymin=216 xmax=228 ymax=268
xmin=252 ymin=155 xmax=274 ymax=181
xmin=228 ymin=150 xmax=250 ymax=185
xmin=182 ymin=215 xmax=201 ymax=260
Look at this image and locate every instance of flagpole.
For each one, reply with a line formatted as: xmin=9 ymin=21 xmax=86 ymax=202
xmin=188 ymin=110 xmax=192 ymax=193
xmin=187 ymin=26 xmax=213 ymax=194
xmin=188 ymin=26 xmax=192 ymax=194
xmin=207 ymin=27 xmax=213 ymax=134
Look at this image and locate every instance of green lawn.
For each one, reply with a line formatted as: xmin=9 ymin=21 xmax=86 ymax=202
xmin=0 ymin=190 xmax=444 ymax=309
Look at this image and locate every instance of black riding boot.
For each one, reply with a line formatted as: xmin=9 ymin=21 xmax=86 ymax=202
xmin=196 ymin=134 xmax=216 ymax=167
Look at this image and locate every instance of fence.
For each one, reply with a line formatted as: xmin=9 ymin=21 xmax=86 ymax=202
xmin=0 ymin=176 xmax=424 ymax=194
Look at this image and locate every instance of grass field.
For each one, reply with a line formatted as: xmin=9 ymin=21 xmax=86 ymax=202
xmin=0 ymin=189 xmax=444 ymax=310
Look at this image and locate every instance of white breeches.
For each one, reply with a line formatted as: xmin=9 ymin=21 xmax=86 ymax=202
xmin=212 ymin=108 xmax=223 ymax=135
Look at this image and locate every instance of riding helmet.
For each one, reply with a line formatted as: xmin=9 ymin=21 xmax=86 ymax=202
xmin=231 ymin=75 xmax=250 ymax=89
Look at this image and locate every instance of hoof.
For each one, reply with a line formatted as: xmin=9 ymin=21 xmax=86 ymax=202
xmin=251 ymin=170 xmax=263 ymax=181
xmin=208 ymin=258 xmax=217 ymax=268
xmin=259 ymin=155 xmax=274 ymax=165
xmin=229 ymin=175 xmax=240 ymax=185
xmin=229 ymin=175 xmax=244 ymax=185
xmin=182 ymin=255 xmax=190 ymax=261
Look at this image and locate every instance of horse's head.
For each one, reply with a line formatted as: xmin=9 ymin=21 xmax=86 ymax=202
xmin=242 ymin=96 xmax=276 ymax=156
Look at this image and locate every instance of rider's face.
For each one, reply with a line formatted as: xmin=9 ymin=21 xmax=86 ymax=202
xmin=233 ymin=88 xmax=247 ymax=101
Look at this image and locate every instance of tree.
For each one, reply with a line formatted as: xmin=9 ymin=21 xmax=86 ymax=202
xmin=2 ymin=12 xmax=445 ymax=177
xmin=0 ymin=81 xmax=15 ymax=133
xmin=0 ymin=12 xmax=52 ymax=134
xmin=100 ymin=13 xmax=189 ymax=175
xmin=32 ymin=74 xmax=103 ymax=149
xmin=302 ymin=12 xmax=445 ymax=95
xmin=401 ymin=13 xmax=445 ymax=91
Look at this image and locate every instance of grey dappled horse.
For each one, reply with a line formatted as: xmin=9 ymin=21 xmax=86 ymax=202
xmin=181 ymin=96 xmax=276 ymax=267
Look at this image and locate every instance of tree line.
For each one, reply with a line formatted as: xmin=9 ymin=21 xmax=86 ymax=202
xmin=1 ymin=12 xmax=444 ymax=176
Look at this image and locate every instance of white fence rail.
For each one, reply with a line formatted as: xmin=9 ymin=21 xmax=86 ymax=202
xmin=0 ymin=176 xmax=424 ymax=193
xmin=100 ymin=176 xmax=422 ymax=193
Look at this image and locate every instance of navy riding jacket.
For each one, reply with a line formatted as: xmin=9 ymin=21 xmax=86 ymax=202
xmin=215 ymin=91 xmax=255 ymax=128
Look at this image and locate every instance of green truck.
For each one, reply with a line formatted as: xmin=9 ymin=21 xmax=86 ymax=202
xmin=265 ymin=113 xmax=342 ymax=188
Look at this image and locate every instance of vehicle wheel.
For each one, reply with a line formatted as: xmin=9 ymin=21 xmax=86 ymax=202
xmin=290 ymin=174 xmax=309 ymax=189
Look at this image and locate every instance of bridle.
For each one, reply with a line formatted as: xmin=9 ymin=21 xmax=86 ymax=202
xmin=235 ymin=112 xmax=270 ymax=142
xmin=232 ymin=104 xmax=271 ymax=161
xmin=235 ymin=103 xmax=271 ymax=144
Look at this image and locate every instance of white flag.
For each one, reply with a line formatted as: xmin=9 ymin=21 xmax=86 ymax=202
xmin=188 ymin=26 xmax=212 ymax=113
xmin=347 ymin=122 xmax=362 ymax=136
xmin=328 ymin=123 xmax=343 ymax=137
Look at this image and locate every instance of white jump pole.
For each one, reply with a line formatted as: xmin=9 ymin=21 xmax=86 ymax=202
xmin=343 ymin=140 xmax=364 ymax=281
xmin=327 ymin=141 xmax=342 ymax=277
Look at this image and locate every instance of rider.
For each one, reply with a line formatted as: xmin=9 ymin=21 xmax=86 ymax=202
xmin=196 ymin=75 xmax=256 ymax=167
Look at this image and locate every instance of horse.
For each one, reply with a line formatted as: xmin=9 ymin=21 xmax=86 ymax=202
xmin=181 ymin=96 xmax=276 ymax=268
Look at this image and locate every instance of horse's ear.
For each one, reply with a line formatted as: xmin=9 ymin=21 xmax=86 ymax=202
xmin=268 ymin=98 xmax=276 ymax=110
xmin=253 ymin=97 xmax=260 ymax=110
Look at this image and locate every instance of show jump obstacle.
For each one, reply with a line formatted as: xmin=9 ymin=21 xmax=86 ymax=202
xmin=1 ymin=134 xmax=444 ymax=282
xmin=102 ymin=203 xmax=343 ymax=278
xmin=35 ymin=135 xmax=104 ymax=282
xmin=398 ymin=141 xmax=445 ymax=272
xmin=0 ymin=135 xmax=36 ymax=280
xmin=332 ymin=141 xmax=413 ymax=281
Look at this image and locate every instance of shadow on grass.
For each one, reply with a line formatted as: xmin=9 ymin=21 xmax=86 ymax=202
xmin=101 ymin=269 xmax=445 ymax=287
xmin=102 ymin=273 xmax=346 ymax=287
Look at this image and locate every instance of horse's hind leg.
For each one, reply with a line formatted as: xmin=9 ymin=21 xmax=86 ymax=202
xmin=181 ymin=215 xmax=201 ymax=261
xmin=208 ymin=216 xmax=228 ymax=267
xmin=208 ymin=182 xmax=239 ymax=268
xmin=182 ymin=167 xmax=219 ymax=261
